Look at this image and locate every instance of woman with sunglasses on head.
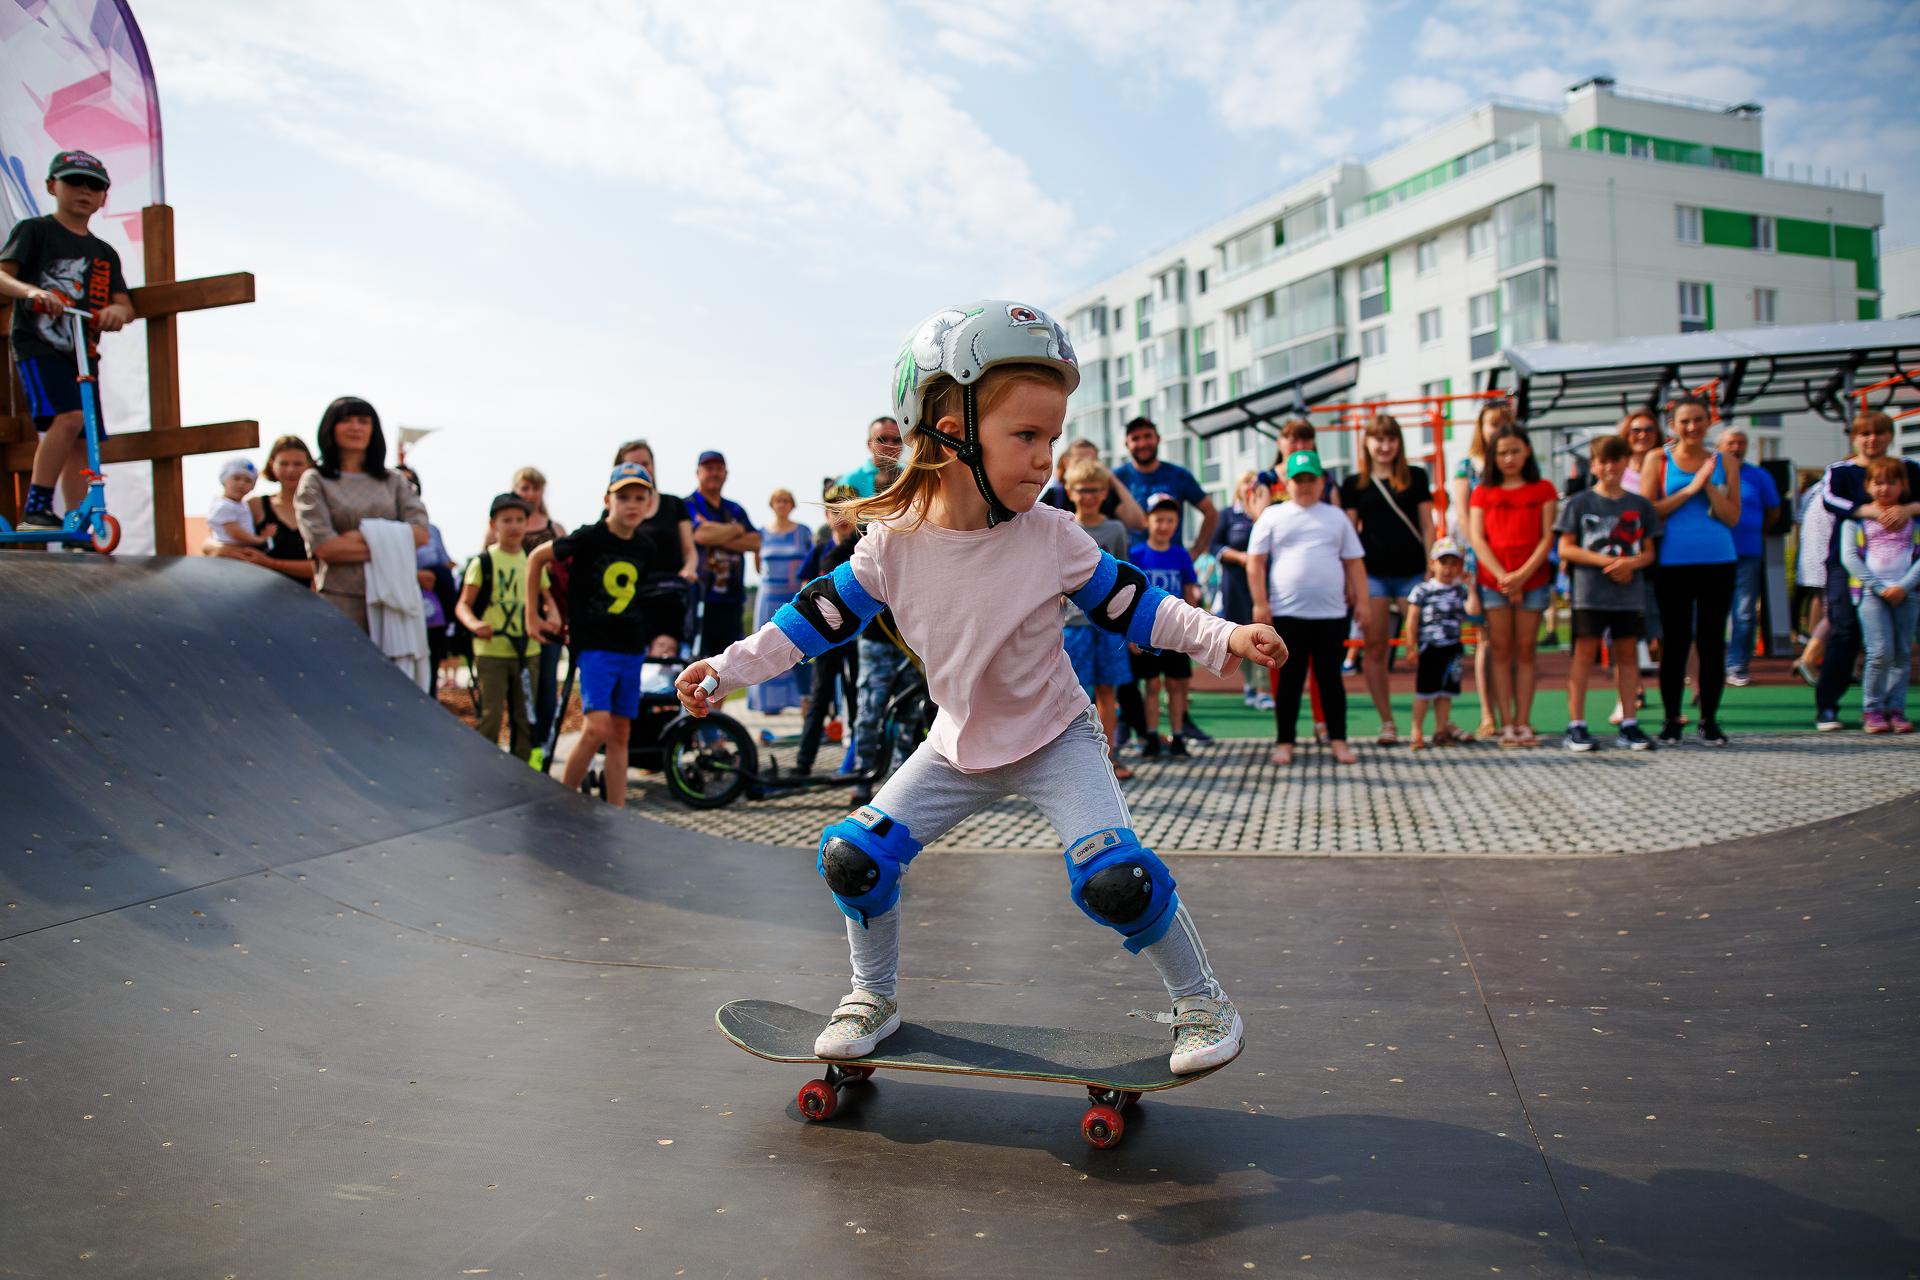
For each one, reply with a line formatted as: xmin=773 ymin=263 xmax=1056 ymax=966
xmin=1641 ymin=396 xmax=1739 ymax=745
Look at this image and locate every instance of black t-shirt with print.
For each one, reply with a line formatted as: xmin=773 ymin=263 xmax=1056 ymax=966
xmin=1339 ymin=466 xmax=1433 ymax=578
xmin=0 ymin=215 xmax=129 ymax=361
xmin=552 ymin=521 xmax=662 ymax=654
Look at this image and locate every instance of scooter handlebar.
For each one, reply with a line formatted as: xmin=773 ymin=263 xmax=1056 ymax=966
xmin=29 ymin=295 xmax=92 ymax=320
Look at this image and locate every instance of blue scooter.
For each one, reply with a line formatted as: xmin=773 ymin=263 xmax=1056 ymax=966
xmin=0 ymin=303 xmax=121 ymax=554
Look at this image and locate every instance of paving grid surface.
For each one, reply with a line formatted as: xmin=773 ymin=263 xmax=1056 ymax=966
xmin=630 ymin=733 xmax=1920 ymax=857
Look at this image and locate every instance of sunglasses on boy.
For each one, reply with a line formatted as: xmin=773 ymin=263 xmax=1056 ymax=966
xmin=59 ymin=176 xmax=108 ymax=193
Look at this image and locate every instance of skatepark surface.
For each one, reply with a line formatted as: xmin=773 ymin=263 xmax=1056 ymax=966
xmin=3 ymin=555 xmax=1916 ymax=1278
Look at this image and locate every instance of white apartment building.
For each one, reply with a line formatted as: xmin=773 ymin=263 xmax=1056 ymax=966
xmin=1053 ymin=78 xmax=1886 ymax=501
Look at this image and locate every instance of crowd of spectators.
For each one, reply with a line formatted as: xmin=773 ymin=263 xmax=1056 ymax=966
xmin=193 ymin=394 xmax=1920 ymax=789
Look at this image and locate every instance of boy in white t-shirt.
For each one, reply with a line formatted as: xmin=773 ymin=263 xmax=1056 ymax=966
xmin=208 ymin=457 xmax=268 ymax=548
xmin=1246 ymin=450 xmax=1366 ymax=766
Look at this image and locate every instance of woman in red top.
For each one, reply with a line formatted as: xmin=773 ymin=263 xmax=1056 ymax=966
xmin=1468 ymin=427 xmax=1558 ymax=747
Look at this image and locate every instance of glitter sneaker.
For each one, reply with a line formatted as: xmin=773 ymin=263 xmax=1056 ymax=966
xmin=813 ymin=990 xmax=900 ymax=1059
xmin=1135 ymin=994 xmax=1245 ymax=1075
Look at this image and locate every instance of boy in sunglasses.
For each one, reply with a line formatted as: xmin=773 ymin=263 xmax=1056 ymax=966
xmin=0 ymin=151 xmax=135 ymax=528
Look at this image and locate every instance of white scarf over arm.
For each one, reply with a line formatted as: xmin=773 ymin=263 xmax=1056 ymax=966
xmin=361 ymin=517 xmax=431 ymax=691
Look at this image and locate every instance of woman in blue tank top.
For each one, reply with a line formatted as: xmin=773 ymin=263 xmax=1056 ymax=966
xmin=1641 ymin=395 xmax=1741 ymax=745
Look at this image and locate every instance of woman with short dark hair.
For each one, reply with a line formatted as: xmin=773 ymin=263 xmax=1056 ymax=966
xmin=294 ymin=396 xmax=428 ymax=632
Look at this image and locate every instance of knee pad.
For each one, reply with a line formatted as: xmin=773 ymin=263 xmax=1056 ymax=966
xmin=1063 ymin=827 xmax=1178 ymax=954
xmin=817 ymin=805 xmax=921 ymax=928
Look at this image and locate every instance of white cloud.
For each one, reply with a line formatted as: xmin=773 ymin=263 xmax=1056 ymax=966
xmin=139 ymin=0 xmax=1092 ymax=276
xmin=1377 ymin=74 xmax=1475 ymax=140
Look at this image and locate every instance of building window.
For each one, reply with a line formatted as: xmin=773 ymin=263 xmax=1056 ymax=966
xmin=1630 ymin=137 xmax=1650 ymax=159
xmin=1501 ymin=267 xmax=1559 ymax=345
xmin=1678 ymin=280 xmax=1710 ymax=332
xmin=1228 ymin=367 xmax=1248 ymax=398
xmin=1496 ymin=187 xmax=1555 ymax=270
xmin=1753 ymin=215 xmax=1775 ymax=253
xmin=1197 ymin=268 xmax=1209 ymax=295
xmin=1467 ymin=217 xmax=1493 ymax=258
xmin=1228 ymin=306 xmax=1247 ymax=339
xmin=1141 ymin=344 xmax=1156 ymax=379
xmin=1418 ymin=308 xmax=1443 ymax=347
xmin=1136 ymin=295 xmax=1152 ymax=340
xmin=1112 ymin=306 xmax=1124 ymax=332
xmin=1194 ymin=322 xmax=1218 ymax=373
xmin=1469 ymin=291 xmax=1498 ymax=360
xmin=1200 ymin=377 xmax=1219 ymax=406
xmin=1282 ymin=197 xmax=1329 ymax=247
xmin=1676 ymin=205 xmax=1701 ymax=244
xmin=1248 ymin=270 xmax=1338 ymax=352
xmin=1115 ymin=354 xmax=1133 ymax=400
xmin=1156 ymin=269 xmax=1182 ymax=303
xmin=1754 ymin=287 xmax=1777 ymax=325
xmin=1359 ymin=257 xmax=1388 ymax=320
xmin=1416 ymin=237 xmax=1439 ymax=276
xmin=1361 ymin=325 xmax=1387 ymax=358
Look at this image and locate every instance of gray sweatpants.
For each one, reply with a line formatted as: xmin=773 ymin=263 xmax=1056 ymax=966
xmin=845 ymin=708 xmax=1223 ymax=1005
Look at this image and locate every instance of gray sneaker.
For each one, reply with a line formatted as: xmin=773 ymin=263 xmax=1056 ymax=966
xmin=1135 ymin=993 xmax=1244 ymax=1074
xmin=813 ymin=990 xmax=900 ymax=1059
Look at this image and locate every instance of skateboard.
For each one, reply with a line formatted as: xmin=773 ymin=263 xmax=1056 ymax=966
xmin=715 ymin=998 xmax=1227 ymax=1149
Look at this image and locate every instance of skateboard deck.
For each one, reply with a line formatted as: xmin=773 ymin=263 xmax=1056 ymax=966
xmin=716 ymin=999 xmax=1227 ymax=1148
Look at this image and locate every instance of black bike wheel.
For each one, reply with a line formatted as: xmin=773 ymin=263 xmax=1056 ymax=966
xmin=663 ymin=715 xmax=756 ymax=809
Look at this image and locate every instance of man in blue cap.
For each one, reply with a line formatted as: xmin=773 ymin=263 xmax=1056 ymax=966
xmin=688 ymin=449 xmax=760 ymax=657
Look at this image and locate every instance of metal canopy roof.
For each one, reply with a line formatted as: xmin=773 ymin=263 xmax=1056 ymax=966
xmin=1182 ymin=354 xmax=1361 ymax=440
xmin=1506 ymin=317 xmax=1920 ymax=429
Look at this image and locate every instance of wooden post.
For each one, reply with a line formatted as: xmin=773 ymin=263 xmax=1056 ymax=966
xmin=143 ymin=204 xmax=185 ymax=555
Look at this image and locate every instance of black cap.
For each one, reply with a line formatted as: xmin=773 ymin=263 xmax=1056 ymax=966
xmin=489 ymin=492 xmax=533 ymax=518
xmin=48 ymin=150 xmax=109 ymax=186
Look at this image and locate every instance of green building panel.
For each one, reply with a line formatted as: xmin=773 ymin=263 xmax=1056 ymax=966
xmin=1570 ymin=127 xmax=1762 ymax=173
xmin=1701 ymin=208 xmax=1755 ymax=248
xmin=1859 ymin=297 xmax=1880 ymax=321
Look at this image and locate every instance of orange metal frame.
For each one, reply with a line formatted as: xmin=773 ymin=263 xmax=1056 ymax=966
xmin=1847 ymin=372 xmax=1920 ymax=422
xmin=1298 ymin=389 xmax=1510 ymax=523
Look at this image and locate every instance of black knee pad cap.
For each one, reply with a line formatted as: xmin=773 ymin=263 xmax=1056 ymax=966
xmin=1080 ymin=862 xmax=1154 ymax=926
xmin=821 ymin=836 xmax=881 ymax=898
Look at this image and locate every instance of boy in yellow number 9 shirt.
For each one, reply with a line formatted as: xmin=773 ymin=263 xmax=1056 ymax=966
xmin=528 ymin=463 xmax=661 ymax=807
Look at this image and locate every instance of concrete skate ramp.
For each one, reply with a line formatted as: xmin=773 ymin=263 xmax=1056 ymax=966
xmin=2 ymin=554 xmax=1916 ymax=1278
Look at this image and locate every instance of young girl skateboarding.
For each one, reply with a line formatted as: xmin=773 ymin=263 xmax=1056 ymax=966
xmin=678 ymin=302 xmax=1285 ymax=1074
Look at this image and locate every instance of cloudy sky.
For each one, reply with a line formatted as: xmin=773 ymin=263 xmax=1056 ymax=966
xmin=139 ymin=0 xmax=1918 ymax=558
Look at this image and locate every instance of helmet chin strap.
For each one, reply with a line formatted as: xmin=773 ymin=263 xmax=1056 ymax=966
xmin=914 ymin=382 xmax=1018 ymax=528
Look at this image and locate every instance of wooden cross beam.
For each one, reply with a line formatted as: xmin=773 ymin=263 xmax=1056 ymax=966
xmin=1 ymin=202 xmax=257 ymax=553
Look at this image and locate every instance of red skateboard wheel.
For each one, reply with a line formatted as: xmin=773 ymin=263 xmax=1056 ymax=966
xmin=797 ymin=1079 xmax=838 ymax=1121
xmin=1081 ymin=1103 xmax=1124 ymax=1149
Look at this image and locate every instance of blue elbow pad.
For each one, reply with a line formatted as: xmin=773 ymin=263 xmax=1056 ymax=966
xmin=1068 ymin=552 xmax=1170 ymax=649
xmin=773 ymin=561 xmax=884 ymax=658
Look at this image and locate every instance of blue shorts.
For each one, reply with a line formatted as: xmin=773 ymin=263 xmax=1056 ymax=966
xmin=1367 ymin=572 xmax=1423 ymax=600
xmin=578 ymin=649 xmax=646 ymax=720
xmin=1064 ymin=624 xmax=1130 ymax=690
xmin=17 ymin=354 xmax=89 ymax=432
xmin=1481 ymin=583 xmax=1552 ymax=611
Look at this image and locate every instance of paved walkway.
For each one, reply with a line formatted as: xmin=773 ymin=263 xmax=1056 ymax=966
xmin=623 ymin=730 xmax=1920 ymax=857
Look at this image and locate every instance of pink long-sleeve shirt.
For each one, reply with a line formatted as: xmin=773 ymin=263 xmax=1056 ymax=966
xmin=707 ymin=504 xmax=1237 ymax=772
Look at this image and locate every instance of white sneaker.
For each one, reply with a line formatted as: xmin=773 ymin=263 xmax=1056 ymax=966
xmin=813 ymin=990 xmax=900 ymax=1059
xmin=1136 ymin=994 xmax=1244 ymax=1074
xmin=1253 ymin=693 xmax=1276 ymax=712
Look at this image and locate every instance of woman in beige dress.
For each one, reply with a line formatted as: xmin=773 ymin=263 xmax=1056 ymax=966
xmin=294 ymin=397 xmax=428 ymax=633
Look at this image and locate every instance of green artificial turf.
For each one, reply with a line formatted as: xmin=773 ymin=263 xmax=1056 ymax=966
xmin=1180 ymin=680 xmax=1834 ymax=741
